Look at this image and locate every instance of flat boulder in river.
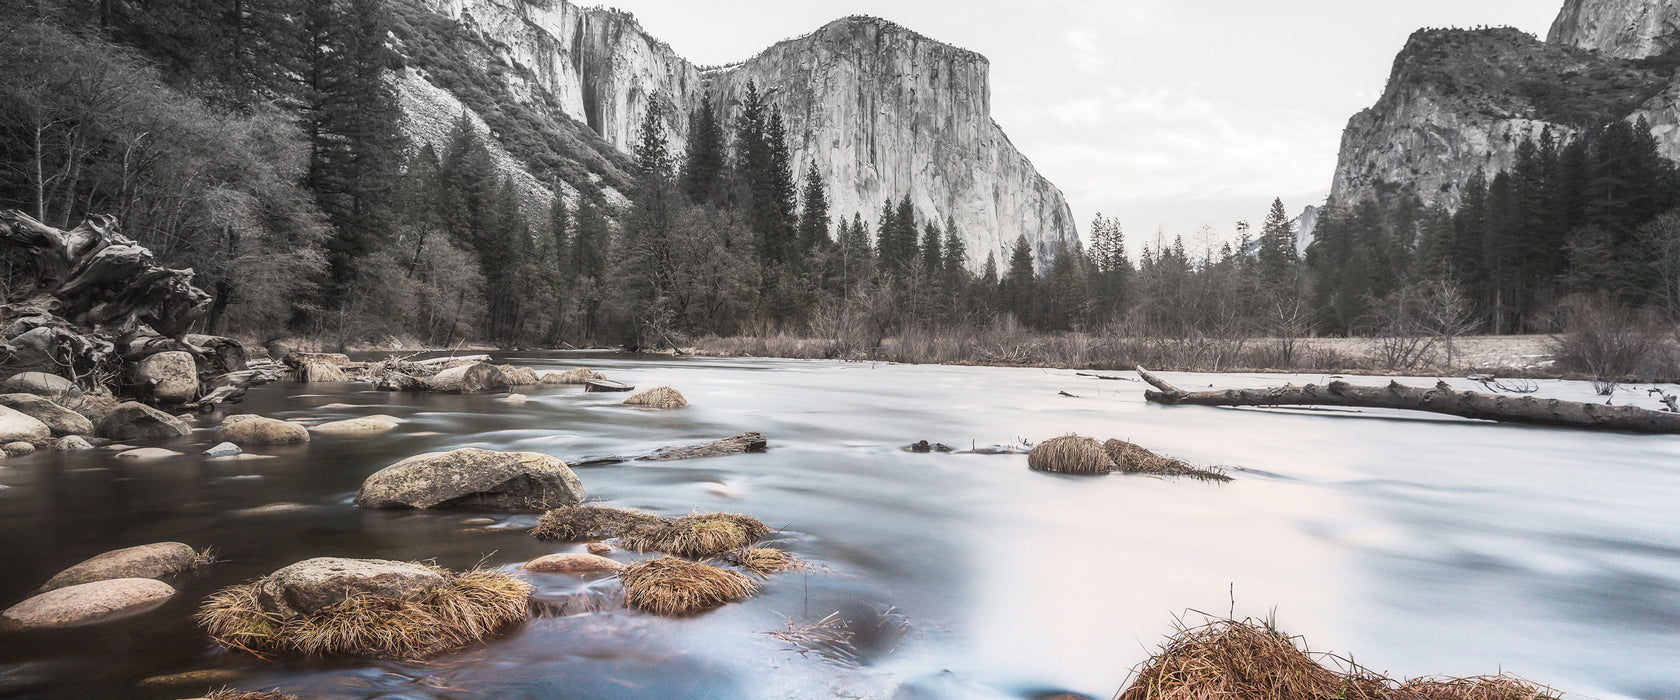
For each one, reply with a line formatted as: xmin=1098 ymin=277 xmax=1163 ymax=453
xmin=217 ymin=415 xmax=309 ymax=446
xmin=38 ymin=542 xmax=199 ymax=592
xmin=95 ymin=402 xmax=191 ymax=441
xmin=2 ymin=578 xmax=175 ymax=628
xmin=355 ymin=448 xmax=585 ymax=511
xmin=310 ymin=414 xmax=403 ymax=435
xmin=0 ymin=394 xmax=93 ymax=436
xmin=256 ymin=557 xmax=444 ymax=618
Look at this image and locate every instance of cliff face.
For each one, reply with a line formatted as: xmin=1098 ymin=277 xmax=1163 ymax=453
xmin=1329 ymin=0 xmax=1680 ymax=212
xmin=1549 ymin=0 xmax=1680 ymax=59
xmin=414 ymin=0 xmax=1077 ymax=268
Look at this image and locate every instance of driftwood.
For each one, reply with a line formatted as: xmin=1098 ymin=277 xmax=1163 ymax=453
xmin=187 ymin=364 xmax=285 ymax=410
xmin=584 ymin=378 xmax=634 ymax=393
xmin=1136 ymin=366 xmax=1680 ymax=434
xmin=642 ymin=432 xmax=767 ymax=461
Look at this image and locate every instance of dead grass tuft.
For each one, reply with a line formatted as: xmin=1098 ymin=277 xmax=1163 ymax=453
xmin=1104 ymin=439 xmax=1232 ymax=482
xmin=621 ymin=512 xmax=773 ymax=558
xmin=543 ymin=368 xmax=605 ymax=385
xmin=531 ymin=505 xmax=663 ymax=542
xmin=723 ymin=546 xmax=805 ymax=575
xmin=196 ymin=567 xmax=530 ymax=660
xmin=620 ymin=556 xmax=758 ymax=617
xmin=1027 ymin=434 xmax=1113 ymax=475
xmin=1118 ymin=617 xmax=1561 ymax=700
xmin=207 ymin=689 xmax=295 ymax=700
xmin=623 ymin=386 xmax=688 ymax=409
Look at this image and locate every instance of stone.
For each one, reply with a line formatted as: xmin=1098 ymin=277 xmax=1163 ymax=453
xmin=505 ymin=393 xmax=528 ymax=404
xmin=522 ymin=553 xmax=623 ymax=574
xmin=115 ymin=448 xmax=182 ymax=460
xmin=95 ymin=402 xmax=192 ymax=441
xmin=354 ymin=448 xmax=585 ymax=511
xmin=462 ymin=517 xmax=495 ymax=526
xmin=1549 ymin=0 xmax=1680 ymax=59
xmin=217 ymin=415 xmax=309 ymax=446
xmin=586 ymin=542 xmax=612 ymax=555
xmin=135 ymin=351 xmax=198 ymax=404
xmin=203 ymin=442 xmax=242 ymax=457
xmin=0 ymin=394 xmax=94 ymax=436
xmin=3 ymin=441 xmax=35 ymax=457
xmin=54 ymin=435 xmax=93 ymax=451
xmin=0 ymin=405 xmax=50 ymax=444
xmin=309 ymin=415 xmax=403 ymax=435
xmin=38 ymin=542 xmax=199 ymax=592
xmin=0 ymin=372 xmax=76 ymax=397
xmin=134 ymin=669 xmax=243 ymax=690
xmin=2 ymin=578 xmax=176 ymax=628
xmin=255 ymin=557 xmax=445 ymax=618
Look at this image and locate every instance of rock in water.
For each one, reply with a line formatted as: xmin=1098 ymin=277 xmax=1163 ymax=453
xmin=95 ymin=402 xmax=191 ymax=441
xmin=0 ymin=372 xmax=76 ymax=397
xmin=0 ymin=405 xmax=50 ymax=444
xmin=135 ymin=351 xmax=198 ymax=404
xmin=310 ymin=415 xmax=404 ymax=435
xmin=2 ymin=441 xmax=36 ymax=457
xmin=2 ymin=578 xmax=176 ymax=628
xmin=255 ymin=557 xmax=444 ymax=618
xmin=355 ymin=448 xmax=585 ymax=511
xmin=426 ymin=363 xmax=511 ymax=393
xmin=54 ymin=435 xmax=93 ymax=451
xmin=203 ymin=442 xmax=242 ymax=457
xmin=643 ymin=432 xmax=768 ymax=461
xmin=0 ymin=394 xmax=94 ymax=436
xmin=38 ymin=542 xmax=199 ymax=592
xmin=523 ymin=553 xmax=624 ymax=574
xmin=115 ymin=448 xmax=182 ymax=460
xmin=217 ymin=415 xmax=309 ymax=446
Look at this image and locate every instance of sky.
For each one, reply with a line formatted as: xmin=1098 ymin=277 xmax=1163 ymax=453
xmin=595 ymin=0 xmax=1562 ymax=247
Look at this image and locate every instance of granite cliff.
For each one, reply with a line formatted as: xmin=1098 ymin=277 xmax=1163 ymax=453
xmin=397 ymin=0 xmax=1077 ymax=267
xmin=1329 ymin=0 xmax=1680 ymax=212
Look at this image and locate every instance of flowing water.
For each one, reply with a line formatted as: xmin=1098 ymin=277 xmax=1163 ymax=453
xmin=0 ymin=353 xmax=1676 ymax=699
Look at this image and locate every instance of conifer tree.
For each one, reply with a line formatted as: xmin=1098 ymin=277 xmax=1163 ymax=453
xmin=1001 ymin=234 xmax=1037 ymax=325
xmin=921 ymin=218 xmax=943 ymax=276
xmin=797 ymin=161 xmax=830 ymax=253
xmin=680 ymin=93 xmax=726 ymax=205
xmin=1256 ymin=198 xmax=1297 ymax=290
xmin=941 ymin=215 xmax=966 ymax=284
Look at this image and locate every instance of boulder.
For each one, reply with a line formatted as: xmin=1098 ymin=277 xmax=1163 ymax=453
xmin=216 ymin=415 xmax=309 ymax=446
xmin=522 ymin=553 xmax=623 ymax=574
xmin=115 ymin=447 xmax=182 ymax=460
xmin=255 ymin=557 xmax=444 ymax=618
xmin=426 ymin=363 xmax=511 ymax=393
xmin=135 ymin=351 xmax=198 ymax=404
xmin=355 ymin=448 xmax=585 ymax=511
xmin=0 ymin=394 xmax=94 ymax=436
xmin=586 ymin=542 xmax=612 ymax=555
xmin=95 ymin=402 xmax=191 ymax=441
xmin=309 ymin=415 xmax=403 ymax=435
xmin=3 ymin=441 xmax=36 ymax=457
xmin=54 ymin=435 xmax=93 ymax=451
xmin=505 ymin=393 xmax=528 ymax=404
xmin=0 ymin=405 xmax=51 ymax=444
xmin=4 ymin=328 xmax=64 ymax=368
xmin=38 ymin=542 xmax=199 ymax=592
xmin=2 ymin=578 xmax=176 ymax=628
xmin=203 ymin=442 xmax=242 ymax=457
xmin=0 ymin=371 xmax=77 ymax=397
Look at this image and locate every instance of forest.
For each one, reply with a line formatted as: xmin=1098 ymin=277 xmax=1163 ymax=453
xmin=3 ymin=0 xmax=1678 ymax=369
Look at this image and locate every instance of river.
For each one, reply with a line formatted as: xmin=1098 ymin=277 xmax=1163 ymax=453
xmin=0 ymin=353 xmax=1675 ymax=699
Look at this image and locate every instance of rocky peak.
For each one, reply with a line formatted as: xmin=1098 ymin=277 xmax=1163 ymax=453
xmin=1549 ymin=0 xmax=1680 ymax=59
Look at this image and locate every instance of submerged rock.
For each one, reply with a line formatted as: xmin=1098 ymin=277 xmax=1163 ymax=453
xmin=38 ymin=542 xmax=200 ymax=592
xmin=642 ymin=432 xmax=768 ymax=461
xmin=115 ymin=447 xmax=183 ymax=460
xmin=0 ymin=405 xmax=50 ymax=444
xmin=217 ymin=415 xmax=309 ymax=446
xmin=310 ymin=414 xmax=403 ymax=435
xmin=203 ymin=442 xmax=242 ymax=457
xmin=523 ymin=553 xmax=623 ymax=574
xmin=2 ymin=441 xmax=36 ymax=457
xmin=0 ymin=394 xmax=93 ymax=436
xmin=354 ymin=448 xmax=585 ymax=511
xmin=96 ymin=402 xmax=191 ymax=441
xmin=255 ymin=557 xmax=444 ymax=618
xmin=135 ymin=351 xmax=198 ymax=404
xmin=2 ymin=578 xmax=176 ymax=628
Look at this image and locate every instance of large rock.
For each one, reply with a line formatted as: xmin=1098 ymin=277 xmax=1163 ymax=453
xmin=255 ymin=557 xmax=445 ymax=618
xmin=95 ymin=402 xmax=191 ymax=441
xmin=1549 ymin=0 xmax=1680 ymax=59
xmin=54 ymin=435 xmax=93 ymax=451
xmin=0 ymin=372 xmax=76 ymax=397
xmin=522 ymin=553 xmax=623 ymax=574
xmin=310 ymin=415 xmax=404 ymax=435
xmin=0 ymin=394 xmax=94 ymax=436
xmin=38 ymin=542 xmax=199 ymax=592
xmin=115 ymin=447 xmax=182 ymax=460
xmin=3 ymin=441 xmax=36 ymax=457
xmin=135 ymin=351 xmax=198 ymax=404
xmin=426 ymin=363 xmax=511 ymax=393
xmin=2 ymin=578 xmax=176 ymax=628
xmin=0 ymin=405 xmax=50 ymax=444
xmin=355 ymin=448 xmax=585 ymax=511
xmin=217 ymin=415 xmax=309 ymax=446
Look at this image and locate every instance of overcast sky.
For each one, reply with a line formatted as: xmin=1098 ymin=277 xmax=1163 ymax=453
xmin=598 ymin=0 xmax=1561 ymax=247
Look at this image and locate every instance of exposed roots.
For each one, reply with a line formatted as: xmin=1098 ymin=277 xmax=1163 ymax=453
xmin=531 ymin=505 xmax=663 ymax=542
xmin=1104 ymin=438 xmax=1231 ymax=482
xmin=621 ymin=512 xmax=772 ymax=558
xmin=620 ymin=556 xmax=758 ymax=617
xmin=624 ymin=386 xmax=688 ymax=409
xmin=1027 ymin=434 xmax=1112 ymax=474
xmin=196 ymin=568 xmax=531 ymax=660
xmin=1118 ymin=617 xmax=1561 ymax=700
xmin=723 ymin=546 xmax=805 ymax=576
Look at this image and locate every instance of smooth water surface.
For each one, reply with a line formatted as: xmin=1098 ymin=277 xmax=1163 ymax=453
xmin=0 ymin=353 xmax=1676 ymax=699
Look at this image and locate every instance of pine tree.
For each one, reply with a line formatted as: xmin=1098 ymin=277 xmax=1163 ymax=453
xmin=941 ymin=215 xmax=966 ymax=284
xmin=680 ymin=93 xmax=726 ymax=205
xmin=921 ymin=218 xmax=943 ymax=276
xmin=1001 ymin=234 xmax=1036 ymax=325
xmin=797 ymin=161 xmax=830 ymax=253
xmin=1256 ymin=198 xmax=1297 ymax=290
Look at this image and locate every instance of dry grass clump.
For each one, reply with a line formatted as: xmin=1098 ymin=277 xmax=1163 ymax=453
xmin=723 ymin=547 xmax=805 ymax=575
xmin=623 ymin=386 xmax=688 ymax=409
xmin=542 ymin=368 xmax=605 ymax=385
xmin=1027 ymin=434 xmax=1113 ymax=474
xmin=622 ymin=512 xmax=772 ymax=558
xmin=1104 ymin=438 xmax=1232 ymax=482
xmin=208 ymin=690 xmax=295 ymax=700
xmin=497 ymin=365 xmax=542 ymax=386
xmin=196 ymin=568 xmax=530 ymax=660
xmin=620 ymin=556 xmax=757 ymax=617
xmin=1118 ymin=618 xmax=1561 ymax=700
xmin=531 ymin=505 xmax=663 ymax=542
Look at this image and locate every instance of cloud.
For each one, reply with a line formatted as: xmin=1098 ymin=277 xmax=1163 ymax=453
xmin=1066 ymin=28 xmax=1111 ymax=75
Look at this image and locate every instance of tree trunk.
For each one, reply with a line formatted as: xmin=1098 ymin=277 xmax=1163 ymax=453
xmin=1136 ymin=366 xmax=1680 ymax=434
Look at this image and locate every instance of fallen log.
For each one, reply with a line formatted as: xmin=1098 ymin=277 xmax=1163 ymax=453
xmin=1135 ymin=366 xmax=1680 ymax=434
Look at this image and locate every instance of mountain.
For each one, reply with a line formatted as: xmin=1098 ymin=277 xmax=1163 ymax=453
xmin=1328 ymin=0 xmax=1680 ymax=212
xmin=394 ymin=0 xmax=1078 ymax=268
